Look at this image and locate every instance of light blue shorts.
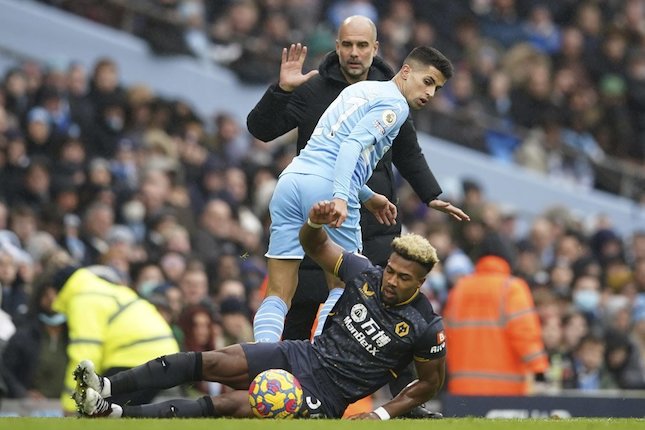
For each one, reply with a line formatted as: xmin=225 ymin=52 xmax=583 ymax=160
xmin=266 ymin=172 xmax=362 ymax=259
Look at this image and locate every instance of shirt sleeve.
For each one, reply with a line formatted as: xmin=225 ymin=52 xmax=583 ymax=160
xmin=358 ymin=184 xmax=375 ymax=202
xmin=392 ymin=117 xmax=442 ymax=203
xmin=413 ymin=318 xmax=447 ymax=362
xmin=332 ymin=99 xmax=408 ymax=201
xmin=246 ymin=84 xmax=297 ymax=142
xmin=336 ymin=251 xmax=373 ymax=283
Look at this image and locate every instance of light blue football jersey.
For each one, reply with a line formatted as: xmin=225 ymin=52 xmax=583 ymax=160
xmin=282 ymin=80 xmax=409 ymax=202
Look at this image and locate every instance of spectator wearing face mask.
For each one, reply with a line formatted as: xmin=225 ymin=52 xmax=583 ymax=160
xmin=570 ymin=274 xmax=602 ymax=328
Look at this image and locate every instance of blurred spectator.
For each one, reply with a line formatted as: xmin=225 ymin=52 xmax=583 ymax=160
xmin=625 ymin=51 xmax=645 ymax=161
xmin=213 ymin=278 xmax=246 ymax=305
xmin=327 ymin=0 xmax=378 ymax=31
xmin=563 ymin=334 xmax=618 ymax=390
xmin=24 ymin=107 xmax=54 ymax=158
xmin=541 ymin=314 xmax=574 ymax=391
xmin=522 ymin=3 xmax=561 ymax=55
xmin=209 ymin=0 xmax=261 ymax=67
xmin=571 ymin=274 xmax=602 ymax=326
xmin=158 ymin=250 xmax=187 ymax=285
xmin=218 ymin=296 xmax=253 ymax=346
xmin=66 ymin=62 xmax=94 ymax=134
xmin=632 ymin=257 xmax=645 ymax=295
xmin=2 ymin=68 xmax=30 ymax=119
xmin=176 ymin=303 xmax=222 ymax=395
xmin=426 ymin=225 xmax=473 ymax=293
xmin=135 ymin=0 xmax=191 ymax=56
xmin=209 ymin=113 xmax=252 ymax=167
xmin=177 ymin=265 xmax=210 ymax=307
xmin=477 ymin=0 xmax=526 ymax=49
xmin=79 ymin=157 xmax=116 ymax=210
xmin=562 ymin=310 xmax=590 ymax=352
xmin=12 ymin=156 xmax=52 ymax=211
xmin=631 ymin=304 xmax=645 ymax=369
xmin=79 ymin=201 xmax=115 ymax=265
xmin=604 ymin=330 xmax=645 ymax=389
xmin=193 ymin=198 xmax=241 ymax=277
xmin=131 ymin=261 xmax=166 ymax=297
xmin=54 ymin=136 xmax=87 ymax=193
xmin=0 ymin=246 xmax=30 ymax=320
xmin=2 ymin=282 xmax=68 ymax=399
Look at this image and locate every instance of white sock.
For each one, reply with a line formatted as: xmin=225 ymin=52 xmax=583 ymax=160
xmin=101 ymin=377 xmax=112 ymax=398
xmin=109 ymin=404 xmax=123 ymax=418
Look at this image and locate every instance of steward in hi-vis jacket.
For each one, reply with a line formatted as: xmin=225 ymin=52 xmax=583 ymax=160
xmin=443 ymin=254 xmax=548 ymax=395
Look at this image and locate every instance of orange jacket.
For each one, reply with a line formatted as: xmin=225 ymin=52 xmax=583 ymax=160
xmin=443 ymin=256 xmax=548 ymax=395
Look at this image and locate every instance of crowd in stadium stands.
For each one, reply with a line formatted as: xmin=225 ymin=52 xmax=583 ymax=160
xmin=38 ymin=0 xmax=645 ymax=196
xmin=0 ymin=0 xmax=644 ymax=403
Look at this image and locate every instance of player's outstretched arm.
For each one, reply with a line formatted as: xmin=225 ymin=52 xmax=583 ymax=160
xmin=346 ymin=357 xmax=445 ymax=420
xmin=429 ymin=199 xmax=470 ymax=221
xmin=299 ymin=200 xmax=344 ymax=275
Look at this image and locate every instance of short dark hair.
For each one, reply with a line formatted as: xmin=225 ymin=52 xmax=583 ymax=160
xmin=404 ymin=46 xmax=454 ymax=80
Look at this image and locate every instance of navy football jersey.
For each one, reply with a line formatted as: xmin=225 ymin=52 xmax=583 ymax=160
xmin=311 ymin=252 xmax=446 ymax=403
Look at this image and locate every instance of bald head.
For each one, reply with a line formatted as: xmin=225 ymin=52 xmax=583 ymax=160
xmin=336 ymin=15 xmax=379 ymax=84
xmin=337 ymin=15 xmax=377 ymax=42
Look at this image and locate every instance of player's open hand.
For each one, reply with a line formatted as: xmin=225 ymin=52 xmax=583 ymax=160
xmin=278 ymin=43 xmax=319 ymax=92
xmin=364 ymin=193 xmax=397 ymax=226
xmin=429 ymin=199 xmax=470 ymax=221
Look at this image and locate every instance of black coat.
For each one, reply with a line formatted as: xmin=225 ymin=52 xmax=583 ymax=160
xmin=247 ymin=52 xmax=443 ymax=338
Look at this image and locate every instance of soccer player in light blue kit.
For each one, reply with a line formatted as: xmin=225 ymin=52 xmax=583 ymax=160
xmin=254 ymin=46 xmax=454 ymax=343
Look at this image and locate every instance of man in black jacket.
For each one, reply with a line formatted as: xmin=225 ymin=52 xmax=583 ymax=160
xmin=247 ymin=16 xmax=467 ymax=417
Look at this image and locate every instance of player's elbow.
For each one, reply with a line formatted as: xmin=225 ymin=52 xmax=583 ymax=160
xmin=246 ymin=116 xmax=276 ymax=142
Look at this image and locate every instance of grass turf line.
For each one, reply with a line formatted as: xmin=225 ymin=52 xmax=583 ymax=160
xmin=2 ymin=418 xmax=644 ymax=430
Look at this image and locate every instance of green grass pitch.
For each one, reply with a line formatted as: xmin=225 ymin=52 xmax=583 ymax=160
xmin=2 ymin=418 xmax=643 ymax=430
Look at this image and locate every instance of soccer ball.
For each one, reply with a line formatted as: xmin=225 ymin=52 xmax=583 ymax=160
xmin=248 ymin=368 xmax=303 ymax=418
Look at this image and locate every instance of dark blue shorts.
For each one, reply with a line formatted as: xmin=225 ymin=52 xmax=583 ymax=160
xmin=241 ymin=340 xmax=347 ymax=418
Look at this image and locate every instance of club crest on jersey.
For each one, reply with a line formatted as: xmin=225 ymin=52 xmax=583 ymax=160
xmin=395 ymin=321 xmax=410 ymax=337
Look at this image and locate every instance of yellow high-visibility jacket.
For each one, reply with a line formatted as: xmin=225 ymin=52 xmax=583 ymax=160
xmin=443 ymin=256 xmax=548 ymax=395
xmin=53 ymin=268 xmax=179 ymax=412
